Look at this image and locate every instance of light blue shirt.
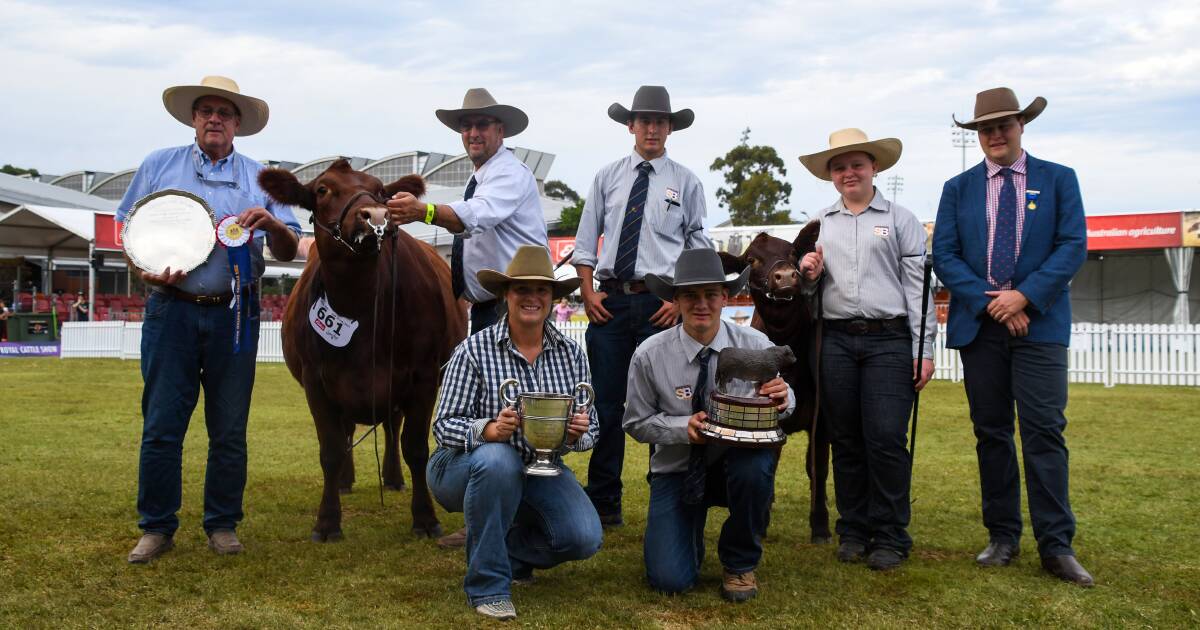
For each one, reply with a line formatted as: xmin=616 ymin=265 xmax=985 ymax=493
xmin=117 ymin=143 xmax=302 ymax=295
xmin=447 ymin=145 xmax=548 ymax=303
xmin=572 ymin=151 xmax=711 ymax=281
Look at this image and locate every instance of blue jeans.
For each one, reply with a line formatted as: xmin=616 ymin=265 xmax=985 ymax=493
xmin=137 ymin=290 xmax=260 ymax=536
xmin=584 ymin=292 xmax=665 ymax=516
xmin=959 ymin=318 xmax=1075 ymax=557
xmin=643 ymin=448 xmax=776 ymax=594
xmin=427 ymin=444 xmax=603 ymax=606
xmin=820 ymin=327 xmax=915 ymax=554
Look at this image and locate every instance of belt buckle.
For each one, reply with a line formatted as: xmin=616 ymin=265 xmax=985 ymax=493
xmin=848 ymin=320 xmax=869 ymax=335
xmin=621 ymin=281 xmax=635 ymax=294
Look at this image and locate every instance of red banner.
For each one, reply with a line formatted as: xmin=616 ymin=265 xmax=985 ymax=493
xmin=548 ymin=235 xmax=604 ymax=263
xmin=94 ymin=214 xmax=123 ymax=251
xmin=1086 ymin=212 xmax=1181 ymax=251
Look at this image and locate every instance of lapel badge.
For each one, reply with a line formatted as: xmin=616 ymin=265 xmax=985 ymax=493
xmin=1025 ymin=189 xmax=1040 ymax=211
xmin=675 ymin=385 xmax=693 ymax=400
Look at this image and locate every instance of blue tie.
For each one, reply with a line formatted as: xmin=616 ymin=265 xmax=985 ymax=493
xmin=991 ymin=167 xmax=1017 ymax=287
xmin=682 ymin=348 xmax=713 ymax=506
xmin=613 ymin=161 xmax=653 ymax=281
xmin=450 ymin=176 xmax=477 ymax=300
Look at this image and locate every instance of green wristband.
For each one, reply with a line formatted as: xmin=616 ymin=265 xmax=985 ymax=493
xmin=424 ymin=203 xmax=436 ymax=225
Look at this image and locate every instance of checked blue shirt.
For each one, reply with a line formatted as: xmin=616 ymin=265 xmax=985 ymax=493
xmin=433 ymin=316 xmax=598 ymax=464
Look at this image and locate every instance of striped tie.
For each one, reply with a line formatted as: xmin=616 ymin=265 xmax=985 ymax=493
xmin=612 ymin=161 xmax=653 ymax=281
xmin=450 ymin=176 xmax=477 ymax=300
xmin=682 ymin=347 xmax=713 ymax=506
xmin=990 ymin=167 xmax=1017 ymax=287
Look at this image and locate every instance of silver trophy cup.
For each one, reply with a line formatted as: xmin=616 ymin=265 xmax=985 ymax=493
xmin=498 ymin=378 xmax=595 ymax=476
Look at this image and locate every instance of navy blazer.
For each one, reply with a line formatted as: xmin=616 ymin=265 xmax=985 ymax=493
xmin=932 ymin=154 xmax=1087 ymax=348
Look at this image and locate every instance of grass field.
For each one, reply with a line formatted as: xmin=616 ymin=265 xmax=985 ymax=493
xmin=1 ymin=358 xmax=1198 ymax=628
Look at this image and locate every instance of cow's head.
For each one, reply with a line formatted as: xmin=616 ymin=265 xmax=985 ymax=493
xmin=717 ymin=220 xmax=821 ymax=302
xmin=258 ymin=159 xmax=425 ymax=255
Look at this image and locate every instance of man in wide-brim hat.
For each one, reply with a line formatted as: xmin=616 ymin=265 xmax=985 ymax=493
xmin=623 ymin=248 xmax=793 ymax=603
xmin=428 ymin=245 xmax=601 ymax=621
xmin=386 ymin=88 xmax=546 ymax=338
xmin=118 ymin=76 xmax=301 ymax=564
xmin=571 ymin=85 xmax=713 ymax=529
xmin=933 ymin=87 xmax=1091 ymax=586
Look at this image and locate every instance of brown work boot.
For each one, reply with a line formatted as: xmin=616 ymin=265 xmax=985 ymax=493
xmin=437 ymin=527 xmax=467 ymax=549
xmin=208 ymin=529 xmax=244 ymax=555
xmin=127 ymin=533 xmax=174 ymax=564
xmin=720 ymin=570 xmax=759 ymax=602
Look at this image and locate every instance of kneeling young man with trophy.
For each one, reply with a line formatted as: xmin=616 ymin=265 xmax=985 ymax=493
xmin=427 ymin=245 xmax=602 ymax=621
xmin=623 ymin=248 xmax=794 ymax=602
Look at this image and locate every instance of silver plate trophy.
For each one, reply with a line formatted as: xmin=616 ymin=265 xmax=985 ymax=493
xmin=122 ymin=189 xmax=217 ymax=275
xmin=498 ymin=378 xmax=595 ymax=476
xmin=698 ymin=345 xmax=796 ymax=447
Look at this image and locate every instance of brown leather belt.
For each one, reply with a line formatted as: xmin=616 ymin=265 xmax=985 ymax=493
xmin=160 ymin=286 xmax=254 ymax=307
xmin=824 ymin=317 xmax=908 ymax=335
xmin=599 ymin=279 xmax=648 ymax=295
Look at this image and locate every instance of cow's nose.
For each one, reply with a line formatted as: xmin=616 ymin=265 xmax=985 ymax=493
xmin=773 ymin=269 xmax=798 ymax=284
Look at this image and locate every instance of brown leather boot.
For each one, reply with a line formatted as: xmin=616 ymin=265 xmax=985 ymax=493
xmin=437 ymin=527 xmax=467 ymax=549
xmin=127 ymin=533 xmax=174 ymax=564
xmin=720 ymin=570 xmax=759 ymax=602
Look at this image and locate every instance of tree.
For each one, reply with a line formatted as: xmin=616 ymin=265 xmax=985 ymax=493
xmin=709 ymin=128 xmax=793 ymax=226
xmin=545 ymin=179 xmax=584 ymax=236
xmin=2 ymin=164 xmax=40 ymax=178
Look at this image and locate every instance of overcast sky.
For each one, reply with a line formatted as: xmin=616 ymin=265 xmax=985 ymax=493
xmin=2 ymin=0 xmax=1197 ymax=224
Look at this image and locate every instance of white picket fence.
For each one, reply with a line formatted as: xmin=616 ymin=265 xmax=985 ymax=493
xmin=59 ymin=321 xmax=1200 ymax=387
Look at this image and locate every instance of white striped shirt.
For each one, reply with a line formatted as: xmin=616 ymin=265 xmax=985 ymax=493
xmin=984 ymin=151 xmax=1028 ymax=290
xmin=571 ymin=151 xmax=712 ymax=280
xmin=814 ymin=188 xmax=937 ymax=358
xmin=433 ymin=316 xmax=598 ymax=464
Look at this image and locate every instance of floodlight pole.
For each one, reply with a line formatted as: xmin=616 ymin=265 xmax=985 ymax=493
xmin=886 ymin=175 xmax=904 ymax=202
xmin=951 ymin=126 xmax=977 ymax=172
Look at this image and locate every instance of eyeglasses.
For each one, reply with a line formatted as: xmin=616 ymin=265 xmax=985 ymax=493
xmin=459 ymin=118 xmax=499 ymax=132
xmin=977 ymin=119 xmax=1018 ymax=137
xmin=194 ymin=106 xmax=238 ymax=122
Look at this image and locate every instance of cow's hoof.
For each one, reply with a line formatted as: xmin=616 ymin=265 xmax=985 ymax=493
xmin=338 ymin=486 xmax=353 ymax=495
xmin=412 ymin=522 xmax=443 ymax=539
xmin=311 ymin=529 xmax=344 ymax=543
xmin=384 ymin=482 xmax=406 ymax=492
xmin=811 ymin=534 xmax=833 ymax=545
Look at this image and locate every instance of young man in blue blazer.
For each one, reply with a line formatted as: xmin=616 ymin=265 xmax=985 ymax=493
xmin=932 ymin=87 xmax=1092 ymax=587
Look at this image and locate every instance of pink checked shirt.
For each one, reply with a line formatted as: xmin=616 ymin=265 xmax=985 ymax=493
xmin=984 ymin=151 xmax=1028 ymax=289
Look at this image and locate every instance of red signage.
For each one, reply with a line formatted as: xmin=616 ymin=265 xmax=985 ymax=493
xmin=94 ymin=214 xmax=123 ymax=251
xmin=548 ymin=235 xmax=604 ymax=263
xmin=1086 ymin=212 xmax=1181 ymax=251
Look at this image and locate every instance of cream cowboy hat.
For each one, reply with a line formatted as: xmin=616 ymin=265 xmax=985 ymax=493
xmin=607 ymin=85 xmax=694 ymax=131
xmin=798 ymin=128 xmax=902 ymax=181
xmin=953 ymin=87 xmax=1046 ymax=130
xmin=162 ymin=75 xmax=269 ymax=136
xmin=477 ymin=245 xmax=581 ymax=300
xmin=435 ymin=88 xmax=529 ymax=137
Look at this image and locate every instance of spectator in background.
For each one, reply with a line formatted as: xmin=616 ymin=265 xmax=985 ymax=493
xmin=553 ymin=297 xmax=576 ymax=323
xmin=71 ymin=291 xmax=90 ymax=322
xmin=0 ymin=297 xmax=10 ymax=340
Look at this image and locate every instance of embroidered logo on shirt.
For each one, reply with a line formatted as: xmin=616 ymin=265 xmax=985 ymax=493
xmin=664 ymin=188 xmax=681 ymax=207
xmin=675 ymin=386 xmax=693 ymax=400
xmin=309 ymin=294 xmax=359 ymax=347
xmin=873 ymin=226 xmax=890 ymax=238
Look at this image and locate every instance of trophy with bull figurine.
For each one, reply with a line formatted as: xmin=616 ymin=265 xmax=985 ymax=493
xmin=699 ymin=345 xmax=796 ymax=446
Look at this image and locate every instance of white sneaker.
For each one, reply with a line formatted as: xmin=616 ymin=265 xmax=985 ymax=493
xmin=475 ymin=599 xmax=517 ymax=620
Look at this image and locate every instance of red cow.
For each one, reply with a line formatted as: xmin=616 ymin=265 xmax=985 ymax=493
xmin=719 ymin=222 xmax=831 ymax=543
xmin=259 ymin=160 xmax=466 ymax=541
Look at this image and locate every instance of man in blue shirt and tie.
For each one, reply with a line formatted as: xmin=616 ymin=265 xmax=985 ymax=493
xmin=119 ymin=76 xmax=301 ymax=564
xmin=571 ymin=86 xmax=712 ymax=527
xmin=933 ymin=87 xmax=1092 ymax=586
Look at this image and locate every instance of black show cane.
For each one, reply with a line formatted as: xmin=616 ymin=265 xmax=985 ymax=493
xmin=909 ymin=256 xmax=934 ymax=484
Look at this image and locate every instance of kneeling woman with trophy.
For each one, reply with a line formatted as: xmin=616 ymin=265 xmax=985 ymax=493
xmin=427 ymin=245 xmax=602 ymax=621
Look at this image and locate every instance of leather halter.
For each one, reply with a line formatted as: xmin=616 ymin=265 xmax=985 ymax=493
xmin=748 ymin=259 xmax=798 ymax=302
xmin=311 ymin=189 xmax=390 ymax=253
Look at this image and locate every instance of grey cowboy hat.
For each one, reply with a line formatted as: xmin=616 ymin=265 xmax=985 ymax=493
xmin=608 ymin=85 xmax=694 ymax=131
xmin=436 ymin=88 xmax=529 ymax=137
xmin=162 ymin=75 xmax=269 ymax=136
xmin=954 ymin=87 xmax=1046 ymax=130
xmin=477 ymin=245 xmax=581 ymax=300
xmin=644 ymin=248 xmax=750 ymax=302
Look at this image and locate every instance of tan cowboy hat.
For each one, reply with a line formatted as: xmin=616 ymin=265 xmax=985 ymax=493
xmin=799 ymin=128 xmax=902 ymax=181
xmin=477 ymin=245 xmax=581 ymax=299
xmin=162 ymin=75 xmax=269 ymax=136
xmin=436 ymin=88 xmax=529 ymax=137
xmin=608 ymin=85 xmax=694 ymax=131
xmin=954 ymin=87 xmax=1046 ymax=130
